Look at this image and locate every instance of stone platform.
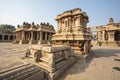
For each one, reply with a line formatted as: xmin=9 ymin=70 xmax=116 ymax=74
xmin=23 ymin=44 xmax=76 ymax=80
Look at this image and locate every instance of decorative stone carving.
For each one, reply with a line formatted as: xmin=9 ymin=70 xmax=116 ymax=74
xmin=90 ymin=18 xmax=120 ymax=46
xmin=52 ymin=8 xmax=92 ymax=54
xmin=15 ymin=22 xmax=55 ymax=44
xmin=24 ymin=44 xmax=76 ymax=80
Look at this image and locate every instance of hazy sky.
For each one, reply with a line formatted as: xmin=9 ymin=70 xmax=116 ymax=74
xmin=0 ymin=0 xmax=120 ymax=29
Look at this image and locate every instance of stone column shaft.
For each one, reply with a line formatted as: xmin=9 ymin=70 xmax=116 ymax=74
xmin=31 ymin=31 xmax=33 ymax=40
xmin=58 ymin=21 xmax=60 ymax=29
xmin=102 ymin=31 xmax=105 ymax=41
xmin=8 ymin=35 xmax=10 ymax=40
xmin=29 ymin=32 xmax=30 ymax=40
xmin=40 ymin=31 xmax=42 ymax=40
xmin=22 ymin=31 xmax=25 ymax=40
xmin=78 ymin=15 xmax=81 ymax=26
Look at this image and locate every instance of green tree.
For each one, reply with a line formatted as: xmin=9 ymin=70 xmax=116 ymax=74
xmin=0 ymin=24 xmax=16 ymax=34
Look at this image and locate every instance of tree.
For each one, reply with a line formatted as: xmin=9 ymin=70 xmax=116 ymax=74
xmin=0 ymin=24 xmax=16 ymax=34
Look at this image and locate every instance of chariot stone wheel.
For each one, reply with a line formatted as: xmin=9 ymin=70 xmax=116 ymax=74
xmin=84 ymin=41 xmax=89 ymax=54
xmin=34 ymin=50 xmax=41 ymax=62
xmin=88 ymin=42 xmax=91 ymax=52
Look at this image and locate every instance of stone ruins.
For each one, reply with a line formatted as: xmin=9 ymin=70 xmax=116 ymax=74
xmin=0 ymin=24 xmax=15 ymax=42
xmin=14 ymin=22 xmax=55 ymax=44
xmin=91 ymin=18 xmax=120 ymax=46
xmin=23 ymin=8 xmax=91 ymax=80
xmin=25 ymin=44 xmax=76 ymax=80
xmin=52 ymin=8 xmax=92 ymax=54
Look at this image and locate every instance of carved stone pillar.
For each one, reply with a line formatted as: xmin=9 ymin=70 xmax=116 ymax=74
xmin=37 ymin=32 xmax=39 ymax=40
xmin=78 ymin=16 xmax=81 ymax=26
xmin=108 ymin=32 xmax=110 ymax=41
xmin=22 ymin=31 xmax=25 ymax=40
xmin=58 ymin=20 xmax=60 ymax=29
xmin=102 ymin=30 xmax=105 ymax=41
xmin=97 ymin=31 xmax=101 ymax=41
xmin=31 ymin=31 xmax=33 ymax=40
xmin=28 ymin=32 xmax=29 ymax=40
xmin=8 ymin=35 xmax=10 ymax=40
xmin=40 ymin=31 xmax=42 ymax=40
xmin=49 ymin=53 xmax=55 ymax=67
xmin=68 ymin=17 xmax=72 ymax=32
xmin=68 ymin=17 xmax=72 ymax=27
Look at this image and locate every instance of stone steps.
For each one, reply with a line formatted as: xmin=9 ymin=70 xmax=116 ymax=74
xmin=0 ymin=63 xmax=47 ymax=80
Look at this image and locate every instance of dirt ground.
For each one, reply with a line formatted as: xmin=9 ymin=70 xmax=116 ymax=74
xmin=0 ymin=43 xmax=120 ymax=80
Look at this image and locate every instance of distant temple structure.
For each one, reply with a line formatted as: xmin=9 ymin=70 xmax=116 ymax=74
xmin=0 ymin=24 xmax=15 ymax=42
xmin=14 ymin=22 xmax=55 ymax=44
xmin=90 ymin=18 xmax=120 ymax=46
xmin=52 ymin=8 xmax=92 ymax=54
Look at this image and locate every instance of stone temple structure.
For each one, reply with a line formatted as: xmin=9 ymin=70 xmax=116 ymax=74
xmin=0 ymin=8 xmax=92 ymax=80
xmin=90 ymin=18 xmax=120 ymax=46
xmin=0 ymin=24 xmax=15 ymax=42
xmin=21 ymin=8 xmax=92 ymax=80
xmin=14 ymin=22 xmax=55 ymax=44
xmin=52 ymin=8 xmax=92 ymax=54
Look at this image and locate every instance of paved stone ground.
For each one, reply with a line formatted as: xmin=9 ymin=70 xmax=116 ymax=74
xmin=58 ymin=46 xmax=120 ymax=80
xmin=0 ymin=43 xmax=120 ymax=80
xmin=0 ymin=43 xmax=29 ymax=71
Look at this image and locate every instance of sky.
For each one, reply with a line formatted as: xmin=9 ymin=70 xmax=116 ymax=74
xmin=0 ymin=0 xmax=120 ymax=29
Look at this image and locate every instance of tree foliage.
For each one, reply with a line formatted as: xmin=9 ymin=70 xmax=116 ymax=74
xmin=0 ymin=24 xmax=16 ymax=34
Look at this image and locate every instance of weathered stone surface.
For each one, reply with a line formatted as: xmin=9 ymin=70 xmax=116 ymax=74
xmin=90 ymin=18 xmax=120 ymax=46
xmin=24 ymin=44 xmax=76 ymax=80
xmin=52 ymin=8 xmax=92 ymax=54
xmin=14 ymin=22 xmax=55 ymax=44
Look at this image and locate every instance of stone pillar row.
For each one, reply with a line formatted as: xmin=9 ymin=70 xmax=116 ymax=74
xmin=1 ymin=34 xmax=12 ymax=40
xmin=17 ymin=31 xmax=51 ymax=41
